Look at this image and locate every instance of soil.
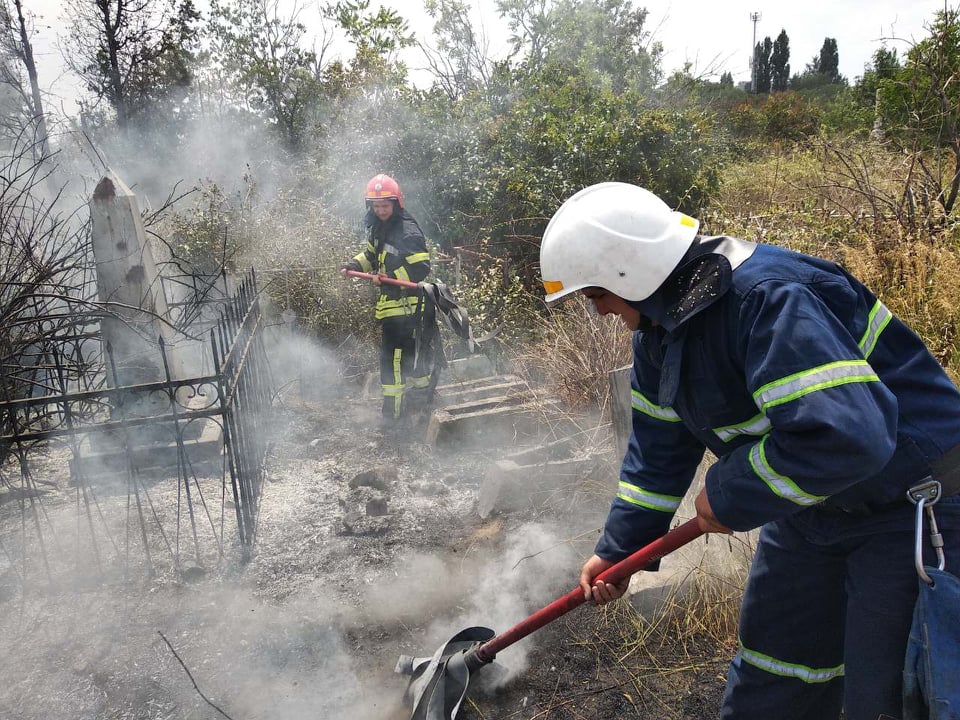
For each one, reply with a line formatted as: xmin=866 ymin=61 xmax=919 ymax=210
xmin=0 ymin=383 xmax=729 ymax=720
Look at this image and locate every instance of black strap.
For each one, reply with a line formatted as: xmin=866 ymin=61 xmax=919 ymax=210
xmin=419 ymin=281 xmax=479 ymax=353
xmin=933 ymin=443 xmax=960 ymax=496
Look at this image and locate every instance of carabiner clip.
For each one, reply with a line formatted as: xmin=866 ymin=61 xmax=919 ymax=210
xmin=906 ymin=479 xmax=946 ymax=584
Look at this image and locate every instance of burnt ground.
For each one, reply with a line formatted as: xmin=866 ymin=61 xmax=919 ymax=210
xmin=0 ymin=381 xmax=731 ymax=720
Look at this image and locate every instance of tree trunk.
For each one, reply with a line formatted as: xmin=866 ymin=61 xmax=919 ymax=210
xmin=13 ymin=0 xmax=49 ymax=158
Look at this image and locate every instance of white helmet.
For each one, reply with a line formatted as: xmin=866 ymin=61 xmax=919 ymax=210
xmin=540 ymin=182 xmax=700 ymax=302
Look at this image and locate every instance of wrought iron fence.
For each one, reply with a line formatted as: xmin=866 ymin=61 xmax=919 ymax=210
xmin=0 ymin=270 xmax=273 ymax=593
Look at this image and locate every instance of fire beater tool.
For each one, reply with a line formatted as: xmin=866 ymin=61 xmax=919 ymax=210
xmin=395 ymin=518 xmax=705 ymax=720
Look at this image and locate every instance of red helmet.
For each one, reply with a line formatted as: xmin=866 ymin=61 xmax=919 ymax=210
xmin=365 ymin=173 xmax=404 ymax=208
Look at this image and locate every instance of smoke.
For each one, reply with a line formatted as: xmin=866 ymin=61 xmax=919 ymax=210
xmin=263 ymin=323 xmax=345 ymax=404
xmin=0 ymin=579 xmax=400 ymax=720
xmin=364 ymin=521 xmax=583 ymax=683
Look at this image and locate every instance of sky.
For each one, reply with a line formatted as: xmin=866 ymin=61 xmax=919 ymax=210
xmin=23 ymin=0 xmax=953 ymax=113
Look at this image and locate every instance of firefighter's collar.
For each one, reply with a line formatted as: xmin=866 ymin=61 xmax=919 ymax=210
xmin=628 ymin=235 xmax=756 ymax=333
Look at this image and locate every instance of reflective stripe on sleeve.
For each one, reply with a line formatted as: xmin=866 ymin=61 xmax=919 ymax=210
xmin=631 ymin=389 xmax=682 ymax=422
xmin=752 ymin=360 xmax=879 ymax=411
xmin=713 ymin=412 xmax=772 ymax=443
xmin=858 ymin=300 xmax=892 ymax=359
xmin=748 ymin=436 xmax=827 ymax=506
xmin=616 ymin=481 xmax=683 ymax=513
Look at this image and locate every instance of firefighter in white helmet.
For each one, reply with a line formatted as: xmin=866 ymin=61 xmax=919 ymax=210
xmin=540 ymin=182 xmax=960 ymax=720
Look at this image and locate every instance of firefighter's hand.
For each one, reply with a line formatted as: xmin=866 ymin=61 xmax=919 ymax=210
xmin=694 ymin=487 xmax=733 ymax=534
xmin=371 ymin=274 xmax=381 ymax=286
xmin=579 ymin=554 xmax=629 ymax=604
xmin=340 ymin=260 xmax=362 ymax=276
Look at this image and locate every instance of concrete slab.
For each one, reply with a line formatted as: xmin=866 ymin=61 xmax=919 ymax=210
xmin=424 ymin=393 xmax=561 ymax=448
xmin=477 ymin=452 xmax=606 ymax=518
xmin=69 ymin=417 xmax=224 ymax=484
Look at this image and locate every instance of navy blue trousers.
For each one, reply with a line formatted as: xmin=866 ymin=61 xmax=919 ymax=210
xmin=721 ymin=496 xmax=960 ymax=720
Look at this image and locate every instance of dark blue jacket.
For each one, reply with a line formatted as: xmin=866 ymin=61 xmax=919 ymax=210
xmin=596 ymin=236 xmax=960 ymax=561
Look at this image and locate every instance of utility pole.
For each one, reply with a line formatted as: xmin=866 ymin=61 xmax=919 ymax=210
xmin=750 ymin=11 xmax=761 ymax=93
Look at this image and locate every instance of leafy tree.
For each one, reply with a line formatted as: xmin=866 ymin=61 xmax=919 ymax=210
xmin=126 ymin=0 xmax=200 ymax=123
xmin=442 ymin=70 xmax=719 ymax=281
xmin=497 ymin=0 xmax=662 ymax=93
xmin=62 ymin=0 xmax=200 ymax=130
xmin=811 ymin=37 xmax=841 ymax=83
xmin=876 ymin=8 xmax=960 ymax=215
xmin=819 ymin=47 xmax=901 ymax=135
xmin=496 ymin=0 xmax=552 ymax=63
xmin=719 ymin=70 xmax=734 ymax=88
xmin=421 ymin=0 xmax=495 ymax=100
xmin=205 ymin=0 xmax=329 ymax=150
xmin=323 ymin=0 xmax=414 ymax=88
xmin=754 ymin=36 xmax=772 ymax=93
xmin=770 ymin=29 xmax=790 ymax=92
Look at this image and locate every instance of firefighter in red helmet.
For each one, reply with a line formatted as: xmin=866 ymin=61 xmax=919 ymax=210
xmin=341 ymin=174 xmax=433 ymax=431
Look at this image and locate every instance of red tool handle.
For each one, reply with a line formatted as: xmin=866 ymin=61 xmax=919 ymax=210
xmin=474 ymin=518 xmax=704 ymax=662
xmin=342 ymin=268 xmax=419 ymax=289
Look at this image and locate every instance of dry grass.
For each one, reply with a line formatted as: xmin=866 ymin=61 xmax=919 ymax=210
xmin=711 ymin=143 xmax=960 ymax=383
xmin=511 ymin=295 xmax=633 ymax=410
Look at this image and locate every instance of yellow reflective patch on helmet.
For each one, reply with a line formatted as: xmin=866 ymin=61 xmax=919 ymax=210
xmin=543 ymin=280 xmax=564 ymax=294
xmin=679 ymin=214 xmax=697 ymax=227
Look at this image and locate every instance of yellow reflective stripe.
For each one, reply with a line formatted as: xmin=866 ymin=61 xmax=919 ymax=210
xmin=616 ymin=481 xmax=683 ymax=513
xmin=375 ymin=295 xmax=419 ymax=319
xmin=377 ymin=297 xmax=419 ymax=308
xmin=408 ymin=375 xmax=430 ymax=388
xmin=752 ymin=360 xmax=879 ymax=411
xmin=395 ymin=267 xmax=411 ymax=283
xmin=406 ymin=252 xmax=430 ymax=264
xmin=355 ymin=253 xmax=373 ymax=272
xmin=748 ymin=436 xmax=827 ymax=506
xmin=631 ymin=389 xmax=682 ymax=422
xmin=376 ymin=307 xmax=415 ymax=319
xmin=714 ymin=412 xmax=771 ymax=442
xmin=858 ymin=300 xmax=892 ymax=359
xmin=738 ymin=639 xmax=844 ymax=684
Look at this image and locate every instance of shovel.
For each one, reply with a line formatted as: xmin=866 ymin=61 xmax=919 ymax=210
xmin=396 ymin=518 xmax=705 ymax=720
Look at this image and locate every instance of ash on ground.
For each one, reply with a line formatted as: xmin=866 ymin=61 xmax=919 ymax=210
xmin=0 ymin=383 xmax=727 ymax=720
